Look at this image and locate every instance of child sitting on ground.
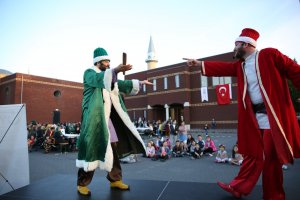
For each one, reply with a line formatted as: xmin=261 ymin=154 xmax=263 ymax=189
xmin=172 ymin=140 xmax=184 ymax=157
xmin=27 ymin=135 xmax=36 ymax=152
xmin=229 ymin=144 xmax=243 ymax=165
xmin=215 ymin=144 xmax=229 ymax=163
xmin=157 ymin=141 xmax=171 ymax=161
xmin=180 ymin=141 xmax=188 ymax=156
xmin=146 ymin=141 xmax=156 ymax=158
xmin=191 ymin=143 xmax=202 ymax=159
xmin=203 ymin=135 xmax=217 ymax=156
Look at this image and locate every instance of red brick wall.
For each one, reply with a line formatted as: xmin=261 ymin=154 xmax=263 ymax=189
xmin=0 ymin=73 xmax=83 ymax=124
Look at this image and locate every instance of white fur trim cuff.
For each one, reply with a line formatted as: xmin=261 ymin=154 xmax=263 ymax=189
xmin=103 ymin=69 xmax=113 ymax=92
xmin=130 ymin=79 xmax=140 ymax=95
xmin=93 ymin=56 xmax=110 ymax=64
xmin=235 ymin=36 xmax=257 ymax=47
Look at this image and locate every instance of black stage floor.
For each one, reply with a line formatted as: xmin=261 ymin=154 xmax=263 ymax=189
xmin=0 ymin=174 xmax=298 ymax=200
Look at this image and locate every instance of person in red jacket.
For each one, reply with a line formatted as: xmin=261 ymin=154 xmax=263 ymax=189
xmin=186 ymin=28 xmax=300 ymax=200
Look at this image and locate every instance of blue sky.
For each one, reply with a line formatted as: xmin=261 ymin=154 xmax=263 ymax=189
xmin=0 ymin=0 xmax=299 ymax=82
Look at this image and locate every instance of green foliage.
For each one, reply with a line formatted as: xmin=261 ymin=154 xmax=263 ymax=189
xmin=288 ymin=58 xmax=300 ymax=114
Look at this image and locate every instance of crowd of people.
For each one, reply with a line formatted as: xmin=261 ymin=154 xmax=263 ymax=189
xmin=27 ymin=121 xmax=81 ymax=153
xmin=136 ymin=117 xmax=244 ymax=165
xmin=27 ymin=118 xmax=244 ymax=166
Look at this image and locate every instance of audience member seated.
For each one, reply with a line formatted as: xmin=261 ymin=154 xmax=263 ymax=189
xmin=203 ymin=135 xmax=217 ymax=156
xmin=165 ymin=137 xmax=172 ymax=149
xmin=146 ymin=142 xmax=156 ymax=158
xmin=27 ymin=135 xmax=36 ymax=152
xmin=197 ymin=134 xmax=205 ymax=152
xmin=43 ymin=126 xmax=56 ymax=153
xmin=180 ymin=141 xmax=188 ymax=156
xmin=229 ymin=144 xmax=243 ymax=165
xmin=153 ymin=141 xmax=171 ymax=161
xmin=191 ymin=143 xmax=202 ymax=159
xmin=215 ymin=144 xmax=229 ymax=163
xmin=172 ymin=140 xmax=184 ymax=157
xmin=186 ymin=133 xmax=195 ymax=153
xmin=54 ymin=126 xmax=65 ymax=144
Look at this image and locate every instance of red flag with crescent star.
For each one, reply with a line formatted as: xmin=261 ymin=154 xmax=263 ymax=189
xmin=215 ymin=84 xmax=230 ymax=105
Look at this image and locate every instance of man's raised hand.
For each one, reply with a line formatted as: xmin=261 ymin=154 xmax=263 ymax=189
xmin=116 ymin=64 xmax=132 ymax=74
xmin=140 ymin=80 xmax=153 ymax=85
xmin=183 ymin=58 xmax=202 ymax=67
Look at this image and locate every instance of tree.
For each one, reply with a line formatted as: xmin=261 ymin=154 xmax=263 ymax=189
xmin=288 ymin=58 xmax=300 ymax=114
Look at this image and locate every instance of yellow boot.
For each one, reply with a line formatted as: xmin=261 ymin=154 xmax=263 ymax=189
xmin=77 ymin=186 xmax=91 ymax=196
xmin=110 ymin=180 xmax=130 ymax=190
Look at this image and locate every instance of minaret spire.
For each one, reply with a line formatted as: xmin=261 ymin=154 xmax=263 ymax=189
xmin=145 ymin=35 xmax=158 ymax=70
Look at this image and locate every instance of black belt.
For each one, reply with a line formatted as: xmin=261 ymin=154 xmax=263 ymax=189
xmin=252 ymin=102 xmax=267 ymax=114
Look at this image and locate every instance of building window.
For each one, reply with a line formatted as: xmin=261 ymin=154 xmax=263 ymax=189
xmin=175 ymin=75 xmax=180 ymax=88
xmin=224 ymin=77 xmax=232 ymax=84
xmin=153 ymin=79 xmax=156 ymax=91
xmin=200 ymin=75 xmax=208 ymax=87
xmin=212 ymin=77 xmax=219 ymax=86
xmin=212 ymin=77 xmax=232 ymax=86
xmin=143 ymin=84 xmax=146 ymax=93
xmin=164 ymin=77 xmax=168 ymax=89
xmin=53 ymin=90 xmax=61 ymax=97
xmin=5 ymin=87 xmax=9 ymax=96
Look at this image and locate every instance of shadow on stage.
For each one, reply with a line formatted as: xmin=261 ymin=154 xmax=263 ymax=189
xmin=1 ymin=174 xmax=299 ymax=200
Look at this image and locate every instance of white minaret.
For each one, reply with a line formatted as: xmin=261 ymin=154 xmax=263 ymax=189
xmin=145 ymin=36 xmax=158 ymax=70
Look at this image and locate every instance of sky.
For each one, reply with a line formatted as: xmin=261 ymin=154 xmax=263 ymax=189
xmin=0 ymin=0 xmax=300 ymax=83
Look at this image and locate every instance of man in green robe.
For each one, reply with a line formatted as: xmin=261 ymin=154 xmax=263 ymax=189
xmin=76 ymin=47 xmax=152 ymax=196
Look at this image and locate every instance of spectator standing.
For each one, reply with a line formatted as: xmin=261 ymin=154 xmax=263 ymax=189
xmin=178 ymin=121 xmax=188 ymax=144
xmin=170 ymin=120 xmax=178 ymax=145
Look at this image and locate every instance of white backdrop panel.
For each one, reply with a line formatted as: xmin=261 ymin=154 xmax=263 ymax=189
xmin=0 ymin=104 xmax=29 ymax=195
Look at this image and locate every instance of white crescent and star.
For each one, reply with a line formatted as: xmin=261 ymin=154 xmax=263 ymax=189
xmin=218 ymin=86 xmax=227 ymax=96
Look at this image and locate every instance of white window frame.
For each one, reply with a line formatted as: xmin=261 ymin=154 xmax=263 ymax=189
xmin=212 ymin=77 xmax=219 ymax=86
xmin=200 ymin=75 xmax=208 ymax=87
xmin=153 ymin=79 xmax=157 ymax=91
xmin=164 ymin=77 xmax=168 ymax=89
xmin=175 ymin=74 xmax=180 ymax=88
xmin=224 ymin=77 xmax=232 ymax=84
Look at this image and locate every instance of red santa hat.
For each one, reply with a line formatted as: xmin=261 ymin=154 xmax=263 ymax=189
xmin=235 ymin=28 xmax=260 ymax=47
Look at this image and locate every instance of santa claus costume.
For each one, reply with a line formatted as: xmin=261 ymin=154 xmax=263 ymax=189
xmin=201 ymin=28 xmax=300 ymax=200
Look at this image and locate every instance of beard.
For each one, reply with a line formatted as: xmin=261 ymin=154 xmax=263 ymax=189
xmin=233 ymin=48 xmax=246 ymax=59
xmin=99 ymin=64 xmax=110 ymax=71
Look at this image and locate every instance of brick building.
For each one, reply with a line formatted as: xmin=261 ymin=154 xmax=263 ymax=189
xmin=0 ymin=72 xmax=83 ymax=123
xmin=124 ymin=38 xmax=238 ymax=129
xmin=125 ymin=52 xmax=238 ymax=129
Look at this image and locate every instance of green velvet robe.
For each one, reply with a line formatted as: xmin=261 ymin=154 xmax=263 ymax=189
xmin=76 ymin=67 xmax=146 ymax=172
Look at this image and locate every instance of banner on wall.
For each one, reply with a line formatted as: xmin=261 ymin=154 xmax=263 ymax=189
xmin=201 ymin=87 xmax=208 ymax=102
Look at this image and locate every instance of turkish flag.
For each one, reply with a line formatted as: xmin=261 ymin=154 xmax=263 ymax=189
xmin=215 ymin=84 xmax=230 ymax=105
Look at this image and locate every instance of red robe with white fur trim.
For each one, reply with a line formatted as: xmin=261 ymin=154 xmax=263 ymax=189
xmin=202 ymin=48 xmax=300 ymax=164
